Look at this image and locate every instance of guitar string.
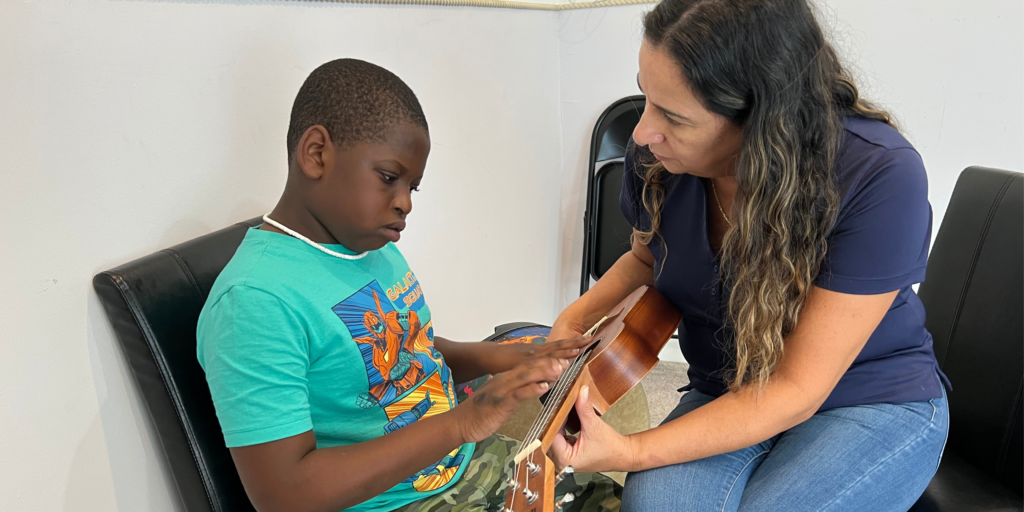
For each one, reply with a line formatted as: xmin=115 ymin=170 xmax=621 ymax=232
xmin=518 ymin=317 xmax=606 ymax=453
xmin=518 ymin=353 xmax=588 ymax=475
xmin=511 ymin=348 xmax=589 ymax=501
xmin=513 ymin=354 xmax=574 ymax=499
xmin=519 ymin=343 xmax=587 ymax=453
xmin=518 ymin=320 xmax=600 ymax=459
xmin=509 ymin=317 xmax=610 ymax=504
xmin=521 ymin=347 xmax=586 ymax=450
xmin=534 ymin=355 xmax=586 ymax=439
xmin=517 ymin=358 xmax=582 ymax=501
xmin=519 ymin=356 xmax=589 ymax=503
xmin=530 ymin=324 xmax=600 ymax=441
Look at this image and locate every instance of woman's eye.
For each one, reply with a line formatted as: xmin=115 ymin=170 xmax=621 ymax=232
xmin=664 ymin=114 xmax=681 ymax=126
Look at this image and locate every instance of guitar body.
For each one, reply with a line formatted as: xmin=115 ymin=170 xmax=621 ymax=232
xmin=503 ymin=285 xmax=681 ymax=512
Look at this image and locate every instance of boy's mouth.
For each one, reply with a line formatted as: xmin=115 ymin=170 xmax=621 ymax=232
xmin=382 ymin=221 xmax=406 ymax=243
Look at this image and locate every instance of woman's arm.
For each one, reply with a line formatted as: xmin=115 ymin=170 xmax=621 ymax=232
xmin=550 ymin=236 xmax=657 ymax=340
xmin=552 ymin=285 xmax=898 ymax=473
xmin=434 ymin=237 xmax=656 ymax=383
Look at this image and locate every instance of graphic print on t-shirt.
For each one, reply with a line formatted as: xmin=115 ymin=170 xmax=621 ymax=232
xmin=332 ymin=277 xmax=463 ymax=491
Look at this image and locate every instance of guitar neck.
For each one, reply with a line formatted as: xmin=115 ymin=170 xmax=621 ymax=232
xmin=519 ymin=340 xmax=596 ymax=449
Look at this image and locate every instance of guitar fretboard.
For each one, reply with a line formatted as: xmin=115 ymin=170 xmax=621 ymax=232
xmin=514 ymin=330 xmax=602 ymax=458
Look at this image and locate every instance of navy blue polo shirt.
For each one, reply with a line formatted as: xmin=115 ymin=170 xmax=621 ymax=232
xmin=620 ymin=116 xmax=948 ymax=411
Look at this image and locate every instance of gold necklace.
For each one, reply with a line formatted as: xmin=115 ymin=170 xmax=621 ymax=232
xmin=711 ymin=179 xmax=733 ymax=227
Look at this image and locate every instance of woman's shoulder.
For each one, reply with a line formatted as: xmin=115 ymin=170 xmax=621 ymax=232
xmin=841 ymin=115 xmax=915 ymax=153
xmin=835 ymin=116 xmax=928 ymax=200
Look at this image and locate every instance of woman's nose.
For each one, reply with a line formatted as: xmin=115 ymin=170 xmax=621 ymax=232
xmin=632 ymin=110 xmax=665 ymax=146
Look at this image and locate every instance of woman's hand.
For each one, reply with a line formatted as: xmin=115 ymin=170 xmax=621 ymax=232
xmin=549 ymin=237 xmax=656 ymax=344
xmin=548 ymin=317 xmax=587 ymax=344
xmin=549 ymin=386 xmax=639 ymax=474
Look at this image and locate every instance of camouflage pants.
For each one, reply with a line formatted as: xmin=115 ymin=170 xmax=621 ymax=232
xmin=392 ymin=434 xmax=621 ymax=512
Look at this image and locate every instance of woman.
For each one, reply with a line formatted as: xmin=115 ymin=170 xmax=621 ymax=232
xmin=548 ymin=0 xmax=949 ymax=510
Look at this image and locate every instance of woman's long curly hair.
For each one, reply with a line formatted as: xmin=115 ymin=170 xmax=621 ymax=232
xmin=637 ymin=0 xmax=893 ymax=391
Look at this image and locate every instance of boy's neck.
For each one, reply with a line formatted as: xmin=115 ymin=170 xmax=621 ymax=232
xmin=263 ymin=197 xmax=340 ymax=246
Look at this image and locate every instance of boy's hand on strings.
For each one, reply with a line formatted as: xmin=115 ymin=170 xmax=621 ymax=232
xmin=433 ymin=335 xmax=590 ymax=384
xmin=549 ymin=385 xmax=637 ymax=474
xmin=501 ymin=335 xmax=593 ymax=368
xmin=453 ymin=356 xmax=571 ymax=444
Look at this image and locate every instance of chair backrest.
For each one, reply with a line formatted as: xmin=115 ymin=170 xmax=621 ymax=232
xmin=918 ymin=166 xmax=1023 ymax=497
xmin=581 ymin=95 xmax=646 ymax=294
xmin=93 ymin=218 xmax=263 ymax=512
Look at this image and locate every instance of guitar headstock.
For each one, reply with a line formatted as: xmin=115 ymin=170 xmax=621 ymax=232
xmin=502 ymin=444 xmax=576 ymax=512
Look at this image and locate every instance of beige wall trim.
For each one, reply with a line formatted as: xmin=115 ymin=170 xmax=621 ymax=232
xmin=310 ymin=0 xmax=656 ymax=11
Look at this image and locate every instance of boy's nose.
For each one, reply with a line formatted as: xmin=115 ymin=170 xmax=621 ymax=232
xmin=393 ymin=191 xmax=412 ymax=217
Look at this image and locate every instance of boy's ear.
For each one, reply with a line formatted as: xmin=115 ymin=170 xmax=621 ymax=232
xmin=295 ymin=125 xmax=334 ymax=180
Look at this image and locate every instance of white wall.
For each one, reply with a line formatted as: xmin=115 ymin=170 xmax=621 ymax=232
xmin=554 ymin=1 xmax=1024 ymax=360
xmin=1 ymin=0 xmax=1021 ymax=510
xmin=0 ymin=2 xmax=561 ymax=510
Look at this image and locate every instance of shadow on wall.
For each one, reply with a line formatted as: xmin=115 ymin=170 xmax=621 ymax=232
xmin=81 ymin=32 xmax=294 ymax=512
xmin=84 ymin=291 xmax=185 ymax=512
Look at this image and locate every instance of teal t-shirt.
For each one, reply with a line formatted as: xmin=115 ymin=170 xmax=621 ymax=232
xmin=197 ymin=227 xmax=475 ymax=512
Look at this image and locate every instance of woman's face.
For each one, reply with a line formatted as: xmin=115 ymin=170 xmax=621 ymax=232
xmin=634 ymin=40 xmax=744 ymax=178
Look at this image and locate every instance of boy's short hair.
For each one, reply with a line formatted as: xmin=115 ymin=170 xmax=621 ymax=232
xmin=286 ymin=58 xmax=428 ymax=161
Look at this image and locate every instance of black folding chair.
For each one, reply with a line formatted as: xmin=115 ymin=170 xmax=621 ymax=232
xmin=580 ymin=95 xmax=646 ymax=295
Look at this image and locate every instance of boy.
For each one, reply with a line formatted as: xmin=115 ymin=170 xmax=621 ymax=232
xmin=196 ymin=58 xmax=621 ymax=512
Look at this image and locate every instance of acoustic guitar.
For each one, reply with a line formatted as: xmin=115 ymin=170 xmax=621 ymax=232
xmin=502 ymin=285 xmax=682 ymax=512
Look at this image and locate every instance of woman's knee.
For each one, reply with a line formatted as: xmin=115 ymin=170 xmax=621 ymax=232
xmin=621 ymin=447 xmax=770 ymax=512
xmin=622 ymin=464 xmax=708 ymax=512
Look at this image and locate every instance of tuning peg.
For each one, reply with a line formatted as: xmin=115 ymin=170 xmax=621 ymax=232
xmin=526 ymin=461 xmax=541 ymax=477
xmin=556 ymin=492 xmax=576 ymax=510
xmin=522 ymin=489 xmax=539 ymax=505
xmin=555 ymin=465 xmax=575 ymax=484
xmin=504 ymin=477 xmax=520 ymax=490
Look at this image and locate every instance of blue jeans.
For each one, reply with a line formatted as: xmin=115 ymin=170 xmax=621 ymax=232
xmin=622 ymin=388 xmax=949 ymax=512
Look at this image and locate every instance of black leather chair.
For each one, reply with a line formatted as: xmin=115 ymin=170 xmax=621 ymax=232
xmin=94 ymin=218 xmax=262 ymax=512
xmin=911 ymin=167 xmax=1023 ymax=511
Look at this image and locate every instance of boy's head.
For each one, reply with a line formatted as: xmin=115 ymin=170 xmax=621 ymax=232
xmin=283 ymin=58 xmax=429 ymax=252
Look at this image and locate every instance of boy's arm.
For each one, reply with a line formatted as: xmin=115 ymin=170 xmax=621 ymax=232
xmin=434 ymin=335 xmax=592 ymax=384
xmin=230 ymin=356 xmax=568 ymax=512
xmin=232 ymin=412 xmax=458 ymax=512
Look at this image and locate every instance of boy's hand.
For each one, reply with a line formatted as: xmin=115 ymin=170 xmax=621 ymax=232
xmin=453 ymin=356 xmax=571 ymax=443
xmin=500 ymin=335 xmax=593 ymax=369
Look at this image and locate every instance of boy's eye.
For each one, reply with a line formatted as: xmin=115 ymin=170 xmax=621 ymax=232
xmin=410 ymin=185 xmax=421 ymax=193
xmin=378 ymin=171 xmax=398 ymax=184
